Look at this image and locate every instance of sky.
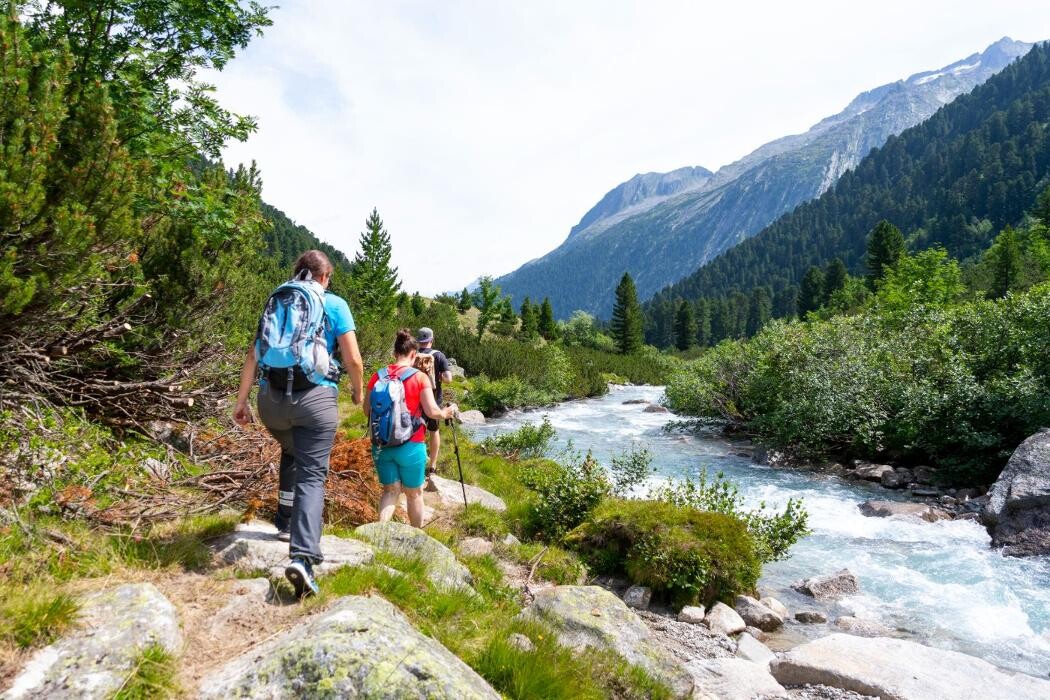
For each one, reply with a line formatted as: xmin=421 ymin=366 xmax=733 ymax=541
xmin=209 ymin=0 xmax=1050 ymax=294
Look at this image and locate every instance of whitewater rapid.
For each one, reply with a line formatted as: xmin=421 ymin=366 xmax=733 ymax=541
xmin=470 ymin=385 xmax=1050 ymax=677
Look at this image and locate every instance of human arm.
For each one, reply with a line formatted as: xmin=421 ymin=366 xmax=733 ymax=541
xmin=233 ymin=348 xmax=257 ymax=426
xmin=338 ymin=331 xmax=364 ymax=405
xmin=436 ymin=351 xmax=452 ymax=383
xmin=419 ymin=375 xmax=456 ymax=421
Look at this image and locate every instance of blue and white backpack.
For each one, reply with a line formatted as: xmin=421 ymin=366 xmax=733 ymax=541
xmin=369 ymin=367 xmax=422 ymax=447
xmin=255 ymin=276 xmax=337 ymax=395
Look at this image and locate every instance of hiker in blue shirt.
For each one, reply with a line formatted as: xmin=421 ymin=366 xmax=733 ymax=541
xmin=233 ymin=250 xmax=364 ymax=598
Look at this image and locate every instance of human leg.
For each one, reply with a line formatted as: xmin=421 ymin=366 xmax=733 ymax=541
xmin=403 ymin=487 xmax=424 ymax=527
xmin=257 ymin=385 xmax=295 ymax=536
xmin=287 ymin=386 xmax=338 ymax=564
xmin=426 ymin=427 xmax=441 ymax=472
xmin=379 ymin=484 xmax=401 ymax=522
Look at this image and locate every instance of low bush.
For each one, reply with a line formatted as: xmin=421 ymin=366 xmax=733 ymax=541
xmin=479 ymin=418 xmax=556 ymax=459
xmin=468 ymin=375 xmax=555 ymax=415
xmin=567 ymin=499 xmax=761 ymax=606
xmin=519 ymin=454 xmax=610 ymax=539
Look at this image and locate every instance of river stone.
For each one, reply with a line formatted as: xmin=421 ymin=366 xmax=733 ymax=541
xmin=459 ymin=536 xmax=494 ymax=557
xmin=355 ymin=521 xmax=473 ymax=591
xmin=853 ymin=463 xmax=894 ymax=481
xmin=912 ymin=466 xmax=936 ymax=485
xmin=734 ymin=595 xmax=783 ymax=632
xmin=771 ymin=633 xmax=1050 ymax=700
xmin=623 ymin=585 xmax=652 ymax=610
xmin=687 ymin=657 xmax=787 ymax=699
xmin=678 ymin=605 xmax=706 ymax=624
xmin=736 ymin=632 xmax=777 ymax=666
xmin=759 ymin=596 xmax=789 ymax=618
xmin=427 ymin=474 xmax=507 ymax=512
xmin=520 ymin=586 xmax=694 ymax=699
xmin=983 ymin=429 xmax=1050 ymax=557
xmin=858 ymin=500 xmax=951 ymax=522
xmin=622 ymin=398 xmax=649 ymax=405
xmin=456 ymin=409 xmax=485 ymax=425
xmin=795 ymin=610 xmax=828 ymax=624
xmin=792 ymin=569 xmax=859 ymax=600
xmin=705 ymin=602 xmax=747 ymax=636
xmin=881 ymin=467 xmax=913 ymax=489
xmin=199 ymin=595 xmax=500 ymax=699
xmin=643 ymin=403 xmax=670 ymax=413
xmin=213 ymin=520 xmax=374 ymax=577
xmin=5 ymin=583 xmax=181 ymax=700
xmin=834 ymin=616 xmax=894 ymax=637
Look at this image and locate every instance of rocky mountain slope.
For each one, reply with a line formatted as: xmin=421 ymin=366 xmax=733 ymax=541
xmin=496 ymin=38 xmax=1033 ymax=318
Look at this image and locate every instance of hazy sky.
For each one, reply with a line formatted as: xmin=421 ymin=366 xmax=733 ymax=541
xmin=210 ymin=0 xmax=1050 ymax=294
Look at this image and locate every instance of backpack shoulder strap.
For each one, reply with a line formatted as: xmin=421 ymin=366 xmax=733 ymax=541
xmin=399 ymin=367 xmax=418 ymax=381
xmin=377 ymin=367 xmax=390 ymax=381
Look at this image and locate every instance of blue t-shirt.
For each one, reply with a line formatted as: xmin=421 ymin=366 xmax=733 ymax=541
xmin=318 ymin=292 xmax=356 ymax=388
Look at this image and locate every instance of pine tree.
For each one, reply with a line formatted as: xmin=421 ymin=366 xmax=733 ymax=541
xmin=674 ymin=300 xmax=696 ymax=351
xmin=866 ymin=220 xmax=905 ymax=288
xmin=610 ymin=272 xmax=644 ymax=354
xmin=990 ymin=226 xmax=1022 ymax=298
xmin=499 ymin=297 xmax=516 ymax=323
xmin=799 ymin=266 xmax=826 ymax=315
xmin=457 ymin=287 xmax=473 ymax=313
xmin=823 ymin=258 xmax=848 ymax=304
xmin=410 ymin=292 xmax=426 ymax=316
xmin=474 ymin=277 xmax=503 ymax=339
xmin=350 ymin=208 xmax=401 ymax=319
xmin=695 ymin=299 xmax=711 ymax=347
xmin=773 ymin=285 xmax=799 ymax=319
xmin=538 ymin=298 xmax=558 ymax=340
xmin=519 ymin=297 xmax=538 ymax=338
xmin=746 ymin=286 xmax=772 ymax=336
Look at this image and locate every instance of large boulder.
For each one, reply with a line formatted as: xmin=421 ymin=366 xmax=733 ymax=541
xmin=983 ymin=429 xmax=1050 ymax=556
xmin=355 ymin=521 xmax=473 ymax=591
xmin=834 ymin=616 xmax=894 ymax=638
xmin=852 ymin=463 xmax=894 ymax=481
xmin=213 ymin=520 xmax=374 ymax=577
xmin=792 ymin=569 xmax=859 ymax=600
xmin=771 ymin=633 xmax=1050 ymax=700
xmin=705 ymin=602 xmax=746 ymax=636
xmin=5 ymin=583 xmax=181 ymax=700
xmin=881 ymin=467 xmax=914 ymax=489
xmin=735 ymin=632 xmax=776 ymax=666
xmin=427 ymin=474 xmax=506 ymax=512
xmin=858 ymin=500 xmax=951 ymax=523
xmin=687 ymin=657 xmax=787 ymax=699
xmin=199 ymin=595 xmax=499 ymax=699
xmin=734 ymin=595 xmax=783 ymax=632
xmin=456 ymin=409 xmax=485 ymax=425
xmin=520 ymin=586 xmax=694 ymax=699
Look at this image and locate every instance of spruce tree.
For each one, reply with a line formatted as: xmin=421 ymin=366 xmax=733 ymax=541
xmin=350 ymin=208 xmax=401 ymax=319
xmin=823 ymin=258 xmax=848 ymax=304
xmin=473 ymin=277 xmax=503 ymax=339
xmin=799 ymin=266 xmax=826 ymax=315
xmin=773 ymin=285 xmax=799 ymax=319
xmin=674 ymin=300 xmax=696 ymax=351
xmin=457 ymin=287 xmax=473 ymax=313
xmin=866 ymin=220 xmax=905 ymax=288
xmin=538 ymin=298 xmax=558 ymax=340
xmin=610 ymin=272 xmax=643 ymax=354
xmin=519 ymin=297 xmax=538 ymax=338
xmin=990 ymin=226 xmax=1022 ymax=298
xmin=695 ymin=299 xmax=711 ymax=347
xmin=410 ymin=292 xmax=426 ymax=316
xmin=746 ymin=286 xmax=772 ymax=336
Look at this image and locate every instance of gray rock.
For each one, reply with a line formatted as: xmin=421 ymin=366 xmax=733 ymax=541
xmin=506 ymin=632 xmax=536 ymax=653
xmin=795 ymin=610 xmax=828 ymax=624
xmin=622 ymin=399 xmax=650 ymax=405
xmin=356 ymin=521 xmax=474 ymax=591
xmin=520 ymin=586 xmax=694 ymax=699
xmin=736 ymin=632 xmax=777 ymax=666
xmin=199 ymin=595 xmax=500 ymax=699
xmin=744 ymin=626 xmax=768 ymax=642
xmin=857 ymin=500 xmax=951 ymax=523
xmin=852 ymin=463 xmax=894 ymax=481
xmin=735 ymin=595 xmax=784 ymax=632
xmin=459 ymin=537 xmax=494 ymax=557
xmin=5 ymin=583 xmax=181 ymax=700
xmin=771 ymin=633 xmax=1050 ymax=700
xmin=792 ymin=569 xmax=859 ymax=600
xmin=643 ymin=403 xmax=670 ymax=413
xmin=983 ymin=429 xmax=1050 ymax=557
xmin=687 ymin=657 xmax=787 ymax=699
xmin=834 ymin=616 xmax=894 ymax=638
xmin=213 ymin=520 xmax=374 ymax=578
xmin=912 ymin=466 xmax=937 ymax=485
xmin=760 ymin=596 xmax=789 ymax=618
xmin=880 ymin=467 xmax=913 ymax=489
xmin=678 ymin=605 xmax=706 ymax=624
xmin=705 ymin=602 xmax=747 ymax=636
xmin=624 ymin=585 xmax=652 ymax=610
xmin=457 ymin=409 xmax=485 ymax=425
xmin=449 ymin=359 xmax=466 ymax=379
xmin=910 ymin=487 xmax=942 ymax=497
xmin=427 ymin=474 xmax=507 ymax=512
xmin=502 ymin=533 xmax=521 ymax=547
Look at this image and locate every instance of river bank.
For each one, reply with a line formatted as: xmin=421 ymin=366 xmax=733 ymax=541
xmin=471 ymin=384 xmax=1050 ymax=678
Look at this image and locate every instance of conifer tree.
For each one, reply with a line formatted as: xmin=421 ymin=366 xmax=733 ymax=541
xmin=695 ymin=299 xmax=711 ymax=347
xmin=866 ymin=220 xmax=905 ymax=288
xmin=773 ymin=285 xmax=799 ymax=319
xmin=519 ymin=297 xmax=538 ymax=338
xmin=674 ymin=300 xmax=696 ymax=351
xmin=474 ymin=277 xmax=503 ymax=339
xmin=610 ymin=272 xmax=644 ymax=354
xmin=799 ymin=266 xmax=826 ymax=315
xmin=823 ymin=258 xmax=848 ymax=304
xmin=538 ymin=297 xmax=558 ymax=340
xmin=458 ymin=287 xmax=473 ymax=313
xmin=990 ymin=226 xmax=1022 ymax=298
xmin=410 ymin=292 xmax=426 ymax=316
xmin=350 ymin=208 xmax=401 ymax=319
xmin=746 ymin=286 xmax=772 ymax=336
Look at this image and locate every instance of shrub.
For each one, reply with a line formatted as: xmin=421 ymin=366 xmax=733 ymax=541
xmin=608 ymin=444 xmax=654 ymax=496
xmin=479 ymin=418 xmax=556 ymax=459
xmin=520 ymin=454 xmax=610 ymax=539
xmin=567 ymin=499 xmax=761 ymax=606
xmin=469 ymin=375 xmax=554 ymax=415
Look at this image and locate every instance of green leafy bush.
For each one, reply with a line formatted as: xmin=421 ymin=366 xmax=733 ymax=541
xmin=608 ymin=444 xmax=655 ymax=496
xmin=520 ymin=454 xmax=610 ymax=539
xmin=567 ymin=499 xmax=761 ymax=606
xmin=480 ymin=418 xmax=557 ymax=459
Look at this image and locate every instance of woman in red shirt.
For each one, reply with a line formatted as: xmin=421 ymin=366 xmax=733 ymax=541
xmin=364 ymin=329 xmax=457 ymax=527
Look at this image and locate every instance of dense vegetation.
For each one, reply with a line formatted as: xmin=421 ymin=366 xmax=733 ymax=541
xmin=646 ymin=41 xmax=1050 ymax=348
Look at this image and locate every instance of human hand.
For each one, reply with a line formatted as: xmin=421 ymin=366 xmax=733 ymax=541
xmin=445 ymin=403 xmax=459 ymax=420
xmin=352 ymin=387 xmax=363 ymax=405
xmin=233 ymin=400 xmax=253 ymax=426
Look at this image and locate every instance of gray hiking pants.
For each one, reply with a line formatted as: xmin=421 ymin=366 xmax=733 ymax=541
xmin=257 ymin=383 xmax=338 ymax=564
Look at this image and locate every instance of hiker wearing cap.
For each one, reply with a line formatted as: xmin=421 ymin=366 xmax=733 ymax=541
xmin=233 ymin=250 xmax=364 ymax=599
xmin=364 ymin=329 xmax=457 ymax=528
xmin=415 ymin=326 xmax=452 ymax=474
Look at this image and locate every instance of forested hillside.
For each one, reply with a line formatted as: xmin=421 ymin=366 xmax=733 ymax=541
xmin=260 ymin=203 xmax=353 ymax=277
xmin=647 ymin=42 xmax=1050 ymax=346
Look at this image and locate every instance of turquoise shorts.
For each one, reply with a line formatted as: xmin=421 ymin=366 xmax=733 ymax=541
xmin=372 ymin=442 xmax=428 ymax=489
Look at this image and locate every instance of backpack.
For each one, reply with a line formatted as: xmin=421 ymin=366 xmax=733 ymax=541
xmin=369 ymin=367 xmax=422 ymax=448
xmin=255 ymin=279 xmax=335 ymax=395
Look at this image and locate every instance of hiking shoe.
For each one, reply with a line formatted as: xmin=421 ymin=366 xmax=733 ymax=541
xmin=275 ymin=528 xmax=291 ymax=542
xmin=285 ymin=558 xmax=319 ymax=599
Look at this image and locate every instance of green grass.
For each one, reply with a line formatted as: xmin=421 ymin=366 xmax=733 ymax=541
xmin=503 ymin=542 xmax=587 ymax=586
xmin=0 ymin=586 xmax=79 ymax=649
xmin=112 ymin=644 xmax=181 ymax=700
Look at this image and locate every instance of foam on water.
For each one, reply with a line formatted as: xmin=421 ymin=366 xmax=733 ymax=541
xmin=472 ymin=385 xmax=1050 ymax=677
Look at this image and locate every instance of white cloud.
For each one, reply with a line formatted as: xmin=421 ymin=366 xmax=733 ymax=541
xmin=208 ymin=0 xmax=1050 ymax=294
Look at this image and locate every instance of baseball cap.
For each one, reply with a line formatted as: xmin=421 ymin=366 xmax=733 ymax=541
xmin=416 ymin=327 xmax=434 ymax=343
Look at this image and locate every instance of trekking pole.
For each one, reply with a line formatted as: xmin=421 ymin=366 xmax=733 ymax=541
xmin=446 ymin=408 xmax=468 ymax=507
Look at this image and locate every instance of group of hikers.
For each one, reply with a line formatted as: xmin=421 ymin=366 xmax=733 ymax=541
xmin=232 ymin=250 xmax=459 ymax=598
